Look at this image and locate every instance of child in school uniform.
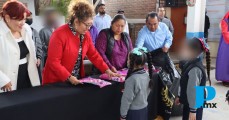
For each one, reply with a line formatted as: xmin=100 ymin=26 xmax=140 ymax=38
xmin=175 ymin=37 xmax=210 ymax=120
xmin=120 ymin=47 xmax=152 ymax=120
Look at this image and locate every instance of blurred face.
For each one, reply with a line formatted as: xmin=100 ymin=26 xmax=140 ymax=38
xmin=5 ymin=12 xmax=26 ymax=32
xmin=158 ymin=8 xmax=166 ymax=18
xmin=146 ymin=17 xmax=159 ymax=32
xmin=98 ymin=5 xmax=106 ymax=15
xmin=111 ymin=19 xmax=126 ymax=35
xmin=46 ymin=12 xmax=59 ymax=27
xmin=179 ymin=41 xmax=196 ymax=60
xmin=74 ymin=17 xmax=93 ymax=34
xmin=49 ymin=12 xmax=58 ymax=20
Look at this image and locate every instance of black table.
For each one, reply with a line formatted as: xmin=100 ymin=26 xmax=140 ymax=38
xmin=0 ymin=82 xmax=123 ymax=120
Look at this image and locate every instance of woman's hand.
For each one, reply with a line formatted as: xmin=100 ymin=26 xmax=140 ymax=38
xmin=111 ymin=66 xmax=117 ymax=73
xmin=105 ymin=69 xmax=120 ymax=78
xmin=189 ymin=112 xmax=196 ymax=120
xmin=1 ymin=82 xmax=12 ymax=92
xmin=36 ymin=58 xmax=41 ymax=67
xmin=68 ymin=76 xmax=83 ymax=85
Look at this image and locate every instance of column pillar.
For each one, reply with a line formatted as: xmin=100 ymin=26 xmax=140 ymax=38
xmin=186 ymin=0 xmax=206 ymax=38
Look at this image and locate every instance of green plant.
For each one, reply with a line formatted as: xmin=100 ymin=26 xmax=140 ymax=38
xmin=51 ymin=0 xmax=71 ymax=17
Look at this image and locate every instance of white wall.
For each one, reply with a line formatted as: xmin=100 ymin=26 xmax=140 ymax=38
xmin=186 ymin=0 xmax=206 ymax=34
xmin=206 ymin=0 xmax=227 ymax=41
xmin=19 ymin=0 xmax=65 ymax=32
xmin=205 ymin=0 xmax=229 ymax=57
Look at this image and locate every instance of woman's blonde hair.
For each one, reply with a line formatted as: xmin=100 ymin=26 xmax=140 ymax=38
xmin=68 ymin=0 xmax=94 ymax=23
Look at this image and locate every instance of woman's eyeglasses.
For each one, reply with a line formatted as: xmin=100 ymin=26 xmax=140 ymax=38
xmin=82 ymin=22 xmax=92 ymax=28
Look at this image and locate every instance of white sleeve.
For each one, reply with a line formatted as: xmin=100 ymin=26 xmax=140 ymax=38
xmin=109 ymin=15 xmax=112 ymax=27
xmin=23 ymin=24 xmax=37 ymax=60
xmin=24 ymin=23 xmax=32 ymax=37
xmin=0 ymin=35 xmax=11 ymax=88
xmin=0 ymin=71 xmax=11 ymax=88
xmin=125 ymin=21 xmax=129 ymax=34
xmin=93 ymin=16 xmax=97 ymax=28
xmin=30 ymin=35 xmax=37 ymax=60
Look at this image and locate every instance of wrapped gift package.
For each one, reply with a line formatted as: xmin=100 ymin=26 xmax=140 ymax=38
xmin=99 ymin=69 xmax=128 ymax=83
xmin=80 ymin=77 xmax=112 ymax=88
xmin=117 ymin=68 xmax=128 ymax=76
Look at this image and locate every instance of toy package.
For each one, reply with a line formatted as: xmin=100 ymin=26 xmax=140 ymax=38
xmin=80 ymin=77 xmax=112 ymax=88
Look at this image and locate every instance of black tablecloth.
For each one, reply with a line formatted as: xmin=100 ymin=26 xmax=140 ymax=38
xmin=0 ymin=82 xmax=123 ymax=120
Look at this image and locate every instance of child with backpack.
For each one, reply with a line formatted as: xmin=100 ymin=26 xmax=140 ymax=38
xmin=175 ymin=37 xmax=210 ymax=120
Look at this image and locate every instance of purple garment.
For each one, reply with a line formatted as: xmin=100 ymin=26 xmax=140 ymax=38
xmin=216 ymin=18 xmax=229 ymax=82
xmin=95 ymin=31 xmax=133 ymax=70
xmin=216 ymin=35 xmax=229 ymax=82
xmin=89 ymin=25 xmax=99 ymax=45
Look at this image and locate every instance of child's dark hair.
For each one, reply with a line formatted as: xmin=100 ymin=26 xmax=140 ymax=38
xmin=126 ymin=48 xmax=154 ymax=89
xmin=188 ymin=37 xmax=211 ymax=85
xmin=126 ymin=49 xmax=147 ymax=79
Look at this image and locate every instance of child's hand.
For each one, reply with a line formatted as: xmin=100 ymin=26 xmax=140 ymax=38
xmin=120 ymin=116 xmax=126 ymax=120
xmin=189 ymin=112 xmax=196 ymax=120
xmin=175 ymin=97 xmax=180 ymax=105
